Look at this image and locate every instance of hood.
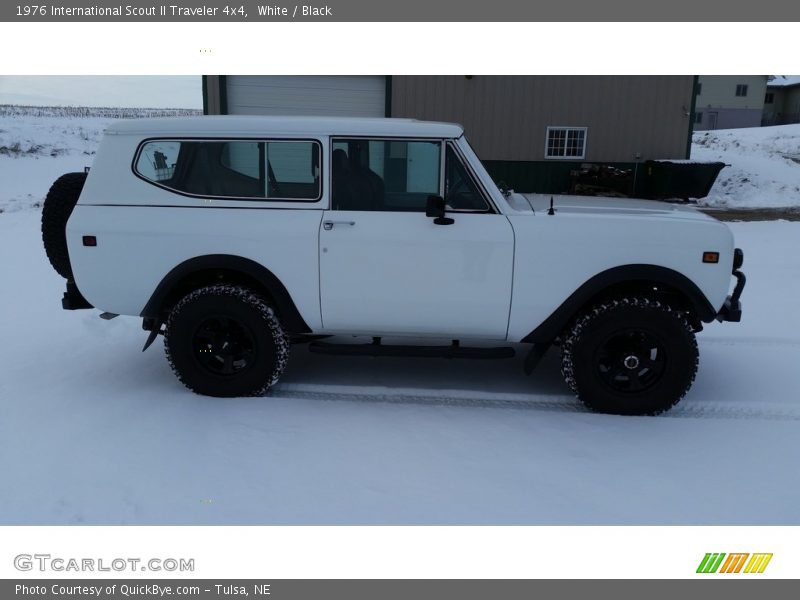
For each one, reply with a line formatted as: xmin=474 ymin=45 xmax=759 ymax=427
xmin=525 ymin=193 xmax=716 ymax=223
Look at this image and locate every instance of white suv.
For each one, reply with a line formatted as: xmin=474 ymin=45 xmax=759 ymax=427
xmin=41 ymin=116 xmax=745 ymax=415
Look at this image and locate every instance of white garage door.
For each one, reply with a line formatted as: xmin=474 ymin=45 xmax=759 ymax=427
xmin=225 ymin=76 xmax=387 ymax=117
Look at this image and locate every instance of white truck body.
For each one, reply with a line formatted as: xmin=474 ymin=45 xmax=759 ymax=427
xmin=66 ymin=116 xmax=737 ymax=342
xmin=45 ymin=115 xmax=745 ymax=413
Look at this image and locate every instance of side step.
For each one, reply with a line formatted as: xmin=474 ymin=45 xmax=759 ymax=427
xmin=308 ymin=339 xmax=515 ymax=360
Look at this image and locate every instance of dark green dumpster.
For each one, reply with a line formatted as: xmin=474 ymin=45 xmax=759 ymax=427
xmin=640 ymin=160 xmax=726 ymax=201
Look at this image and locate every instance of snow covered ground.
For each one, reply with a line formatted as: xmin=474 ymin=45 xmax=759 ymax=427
xmin=1 ymin=109 xmax=799 ymax=525
xmin=0 ymin=114 xmax=105 ymax=213
xmin=693 ymin=124 xmax=800 ymax=208
xmin=1 ymin=211 xmax=799 ymax=525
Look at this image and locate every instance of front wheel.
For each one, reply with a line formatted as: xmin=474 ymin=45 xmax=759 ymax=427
xmin=164 ymin=285 xmax=290 ymax=397
xmin=560 ymin=297 xmax=698 ymax=415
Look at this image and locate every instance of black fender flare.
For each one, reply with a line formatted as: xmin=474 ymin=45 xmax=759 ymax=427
xmin=522 ymin=264 xmax=716 ymax=344
xmin=140 ymin=254 xmax=311 ymax=333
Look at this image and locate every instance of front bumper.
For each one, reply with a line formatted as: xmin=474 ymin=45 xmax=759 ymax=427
xmin=716 ymin=248 xmax=745 ymax=322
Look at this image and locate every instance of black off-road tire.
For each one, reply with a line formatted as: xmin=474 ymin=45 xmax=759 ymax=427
xmin=164 ymin=285 xmax=290 ymax=397
xmin=560 ymin=297 xmax=698 ymax=416
xmin=41 ymin=172 xmax=88 ymax=279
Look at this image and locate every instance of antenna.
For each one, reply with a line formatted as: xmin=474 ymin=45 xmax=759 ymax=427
xmin=547 ymin=196 xmax=556 ymax=216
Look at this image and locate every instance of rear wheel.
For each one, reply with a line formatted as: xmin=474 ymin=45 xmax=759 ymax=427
xmin=164 ymin=285 xmax=289 ymax=397
xmin=560 ymin=297 xmax=698 ymax=415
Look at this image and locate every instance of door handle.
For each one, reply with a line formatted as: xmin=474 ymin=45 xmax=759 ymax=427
xmin=323 ymin=220 xmax=356 ymax=230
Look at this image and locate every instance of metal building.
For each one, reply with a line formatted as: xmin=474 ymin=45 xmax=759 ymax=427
xmin=762 ymin=76 xmax=800 ymax=126
xmin=694 ymin=75 xmax=768 ymax=130
xmin=203 ymin=75 xmax=697 ymax=194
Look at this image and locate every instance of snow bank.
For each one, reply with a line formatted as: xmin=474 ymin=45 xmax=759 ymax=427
xmin=692 ymin=124 xmax=800 ymax=208
xmin=0 ymin=115 xmax=107 ymax=213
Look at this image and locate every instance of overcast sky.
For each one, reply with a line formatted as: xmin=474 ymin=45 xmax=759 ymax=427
xmin=0 ymin=76 xmax=202 ymax=108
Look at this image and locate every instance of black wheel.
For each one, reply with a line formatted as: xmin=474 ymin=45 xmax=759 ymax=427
xmin=41 ymin=172 xmax=87 ymax=279
xmin=560 ymin=297 xmax=698 ymax=415
xmin=164 ymin=285 xmax=290 ymax=397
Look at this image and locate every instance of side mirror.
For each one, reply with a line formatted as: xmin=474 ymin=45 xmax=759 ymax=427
xmin=425 ymin=195 xmax=454 ymax=225
xmin=425 ymin=195 xmax=445 ymax=218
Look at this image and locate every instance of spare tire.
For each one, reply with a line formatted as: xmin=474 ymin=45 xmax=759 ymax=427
xmin=41 ymin=172 xmax=87 ymax=279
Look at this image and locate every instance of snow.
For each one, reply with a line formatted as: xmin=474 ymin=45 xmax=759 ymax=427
xmin=0 ymin=210 xmax=798 ymax=525
xmin=648 ymin=159 xmax=717 ymax=164
xmin=692 ymin=124 xmax=800 ymax=208
xmin=768 ymin=75 xmax=800 ymax=88
xmin=0 ymin=107 xmax=199 ymax=214
xmin=1 ymin=109 xmax=799 ymax=524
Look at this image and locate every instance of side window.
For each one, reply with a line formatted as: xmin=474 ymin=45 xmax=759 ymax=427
xmin=134 ymin=139 xmax=321 ymax=200
xmin=136 ymin=140 xmax=264 ymax=197
xmin=332 ymin=138 xmax=441 ymax=211
xmin=135 ymin=141 xmax=180 ymax=182
xmin=221 ymin=141 xmax=260 ymax=179
xmin=445 ymin=145 xmax=490 ymax=211
xmin=266 ymin=141 xmax=321 ymax=199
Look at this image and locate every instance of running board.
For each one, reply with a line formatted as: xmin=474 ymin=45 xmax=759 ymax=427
xmin=308 ymin=340 xmax=515 ymax=360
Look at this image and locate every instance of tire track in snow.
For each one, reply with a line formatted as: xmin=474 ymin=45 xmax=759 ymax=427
xmin=701 ymin=336 xmax=800 ymax=348
xmin=270 ymin=385 xmax=800 ymax=421
xmin=271 ymin=385 xmax=587 ymax=414
xmin=667 ymin=402 xmax=800 ymax=421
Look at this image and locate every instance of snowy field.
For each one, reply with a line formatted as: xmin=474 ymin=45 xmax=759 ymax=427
xmin=1 ymin=210 xmax=799 ymax=525
xmin=0 ymin=107 xmax=198 ymax=214
xmin=1 ymin=109 xmax=799 ymax=525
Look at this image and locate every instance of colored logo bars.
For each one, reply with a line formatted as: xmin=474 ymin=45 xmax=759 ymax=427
xmin=696 ymin=553 xmax=773 ymax=574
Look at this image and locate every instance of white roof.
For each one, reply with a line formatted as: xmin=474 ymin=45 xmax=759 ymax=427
xmin=106 ymin=115 xmax=465 ymax=138
xmin=768 ymin=76 xmax=800 ymax=88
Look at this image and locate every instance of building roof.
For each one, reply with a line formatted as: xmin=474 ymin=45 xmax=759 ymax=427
xmin=106 ymin=116 xmax=465 ymax=138
xmin=767 ymin=76 xmax=800 ymax=88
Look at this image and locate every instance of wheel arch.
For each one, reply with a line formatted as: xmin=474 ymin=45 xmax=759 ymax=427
xmin=140 ymin=254 xmax=311 ymax=334
xmin=522 ymin=264 xmax=716 ymax=344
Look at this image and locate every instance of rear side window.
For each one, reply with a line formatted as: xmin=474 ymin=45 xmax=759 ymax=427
xmin=134 ymin=139 xmax=321 ymax=200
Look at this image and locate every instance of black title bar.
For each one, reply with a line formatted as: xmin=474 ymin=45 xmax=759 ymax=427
xmin=4 ymin=0 xmax=800 ymax=21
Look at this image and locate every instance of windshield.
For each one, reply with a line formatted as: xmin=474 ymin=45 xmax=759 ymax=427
xmin=459 ymin=135 xmax=509 ymax=195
